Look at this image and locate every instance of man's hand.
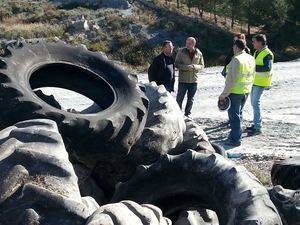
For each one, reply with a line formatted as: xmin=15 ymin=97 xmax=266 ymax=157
xmin=187 ymin=65 xmax=194 ymax=71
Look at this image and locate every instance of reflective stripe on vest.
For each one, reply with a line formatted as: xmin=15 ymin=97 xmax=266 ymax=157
xmin=254 ymin=48 xmax=274 ymax=87
xmin=226 ymin=52 xmax=255 ymax=94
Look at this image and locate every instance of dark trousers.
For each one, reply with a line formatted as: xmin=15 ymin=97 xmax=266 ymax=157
xmin=163 ymin=83 xmax=174 ymax=92
xmin=227 ymin=93 xmax=248 ymax=144
xmin=176 ymin=82 xmax=197 ymax=116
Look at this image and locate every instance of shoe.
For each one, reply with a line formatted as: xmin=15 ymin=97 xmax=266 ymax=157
xmin=185 ymin=113 xmax=192 ymax=118
xmin=224 ymin=140 xmax=241 ymax=147
xmin=246 ymin=125 xmax=255 ymax=131
xmin=247 ymin=128 xmax=262 ymax=136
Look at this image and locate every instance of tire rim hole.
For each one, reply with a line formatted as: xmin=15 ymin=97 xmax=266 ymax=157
xmin=34 ymin=87 xmax=101 ymax=113
xmin=29 ymin=63 xmax=115 ymax=114
xmin=153 ymin=194 xmax=219 ymax=223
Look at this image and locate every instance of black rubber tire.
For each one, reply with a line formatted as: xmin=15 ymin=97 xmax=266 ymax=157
xmin=92 ymin=82 xmax=185 ymax=198
xmin=268 ymin=186 xmax=300 ymax=225
xmin=130 ymin=82 xmax=186 ymax=164
xmin=271 ymin=156 xmax=300 ymax=190
xmin=174 ymin=209 xmax=218 ymax=225
xmin=34 ymin=89 xmax=62 ymax=110
xmin=0 ymin=40 xmax=148 ymax=168
xmin=73 ymin=163 xmax=108 ymax=206
xmin=112 ymin=150 xmax=282 ymax=225
xmin=171 ymin=117 xmax=214 ymax=155
xmin=86 ymin=200 xmax=171 ymax=225
xmin=172 ymin=117 xmax=227 ymax=158
xmin=0 ymin=119 xmax=98 ymax=225
xmin=210 ymin=142 xmax=227 ymax=158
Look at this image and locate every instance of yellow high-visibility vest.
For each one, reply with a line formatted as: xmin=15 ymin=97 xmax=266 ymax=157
xmin=226 ymin=52 xmax=255 ymax=94
xmin=254 ymin=47 xmax=274 ymax=87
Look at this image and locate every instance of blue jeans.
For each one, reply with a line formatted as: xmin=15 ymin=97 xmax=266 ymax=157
xmin=176 ymin=82 xmax=197 ymax=116
xmin=251 ymin=85 xmax=265 ymax=130
xmin=228 ymin=94 xmax=248 ymax=144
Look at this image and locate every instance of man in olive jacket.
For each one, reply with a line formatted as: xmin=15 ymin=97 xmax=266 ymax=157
xmin=175 ymin=37 xmax=205 ymax=117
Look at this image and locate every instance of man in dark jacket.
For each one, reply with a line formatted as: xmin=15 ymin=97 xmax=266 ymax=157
xmin=148 ymin=40 xmax=175 ymax=92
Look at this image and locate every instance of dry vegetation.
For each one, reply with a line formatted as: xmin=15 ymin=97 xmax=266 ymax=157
xmin=0 ymin=0 xmax=299 ymax=71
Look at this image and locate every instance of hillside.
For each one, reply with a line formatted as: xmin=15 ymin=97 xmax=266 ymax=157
xmin=0 ymin=0 xmax=299 ymax=71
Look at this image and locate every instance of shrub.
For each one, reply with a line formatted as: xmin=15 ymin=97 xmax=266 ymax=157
xmin=87 ymin=41 xmax=111 ymax=53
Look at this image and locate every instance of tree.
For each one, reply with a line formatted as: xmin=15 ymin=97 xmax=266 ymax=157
xmin=0 ymin=3 xmax=12 ymax=22
xmin=227 ymin=0 xmax=243 ymax=29
xmin=177 ymin=0 xmax=180 ymax=8
xmin=247 ymin=0 xmax=288 ymax=31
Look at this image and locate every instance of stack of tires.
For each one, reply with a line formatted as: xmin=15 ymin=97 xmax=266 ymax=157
xmin=0 ymin=40 xmax=294 ymax=225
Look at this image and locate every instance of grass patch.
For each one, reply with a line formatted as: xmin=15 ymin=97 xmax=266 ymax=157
xmin=236 ymin=159 xmax=272 ymax=187
xmin=0 ymin=22 xmax=65 ymax=39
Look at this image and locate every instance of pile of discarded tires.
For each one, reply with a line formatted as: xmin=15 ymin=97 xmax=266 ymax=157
xmin=0 ymin=40 xmax=298 ymax=225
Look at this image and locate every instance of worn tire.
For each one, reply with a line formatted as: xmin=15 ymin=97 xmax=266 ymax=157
xmin=172 ymin=118 xmax=227 ymax=158
xmin=174 ymin=209 xmax=219 ymax=225
xmin=130 ymin=82 xmax=186 ymax=164
xmin=92 ymin=82 xmax=185 ymax=198
xmin=268 ymin=186 xmax=300 ymax=225
xmin=172 ymin=117 xmax=215 ymax=155
xmin=86 ymin=200 xmax=171 ymax=225
xmin=210 ymin=142 xmax=227 ymax=158
xmin=0 ymin=40 xmax=148 ymax=167
xmin=112 ymin=150 xmax=282 ymax=225
xmin=271 ymin=156 xmax=300 ymax=190
xmin=0 ymin=119 xmax=98 ymax=225
xmin=73 ymin=163 xmax=107 ymax=206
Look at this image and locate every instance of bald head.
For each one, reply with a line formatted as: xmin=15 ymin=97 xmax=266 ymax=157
xmin=187 ymin=37 xmax=196 ymax=44
xmin=186 ymin=37 xmax=196 ymax=52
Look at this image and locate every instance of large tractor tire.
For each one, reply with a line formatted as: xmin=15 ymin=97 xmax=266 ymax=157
xmin=210 ymin=142 xmax=227 ymax=158
xmin=130 ymin=82 xmax=186 ymax=165
xmin=112 ymin=150 xmax=282 ymax=225
xmin=271 ymin=156 xmax=300 ymax=190
xmin=0 ymin=119 xmax=98 ymax=225
xmin=174 ymin=209 xmax=219 ymax=225
xmin=0 ymin=40 xmax=148 ymax=168
xmin=171 ymin=118 xmax=226 ymax=157
xmin=86 ymin=200 xmax=171 ymax=225
xmin=91 ymin=83 xmax=185 ymax=197
xmin=73 ymin=163 xmax=108 ymax=205
xmin=268 ymin=186 xmax=300 ymax=225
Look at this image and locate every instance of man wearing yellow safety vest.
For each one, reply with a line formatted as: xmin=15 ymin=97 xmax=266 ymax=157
xmin=247 ymin=34 xmax=274 ymax=135
xmin=219 ymin=39 xmax=256 ymax=146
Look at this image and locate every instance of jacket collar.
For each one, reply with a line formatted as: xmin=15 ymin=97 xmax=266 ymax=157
xmin=234 ymin=50 xmax=246 ymax=57
xmin=256 ymin=46 xmax=268 ymax=54
xmin=182 ymin=47 xmax=200 ymax=56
